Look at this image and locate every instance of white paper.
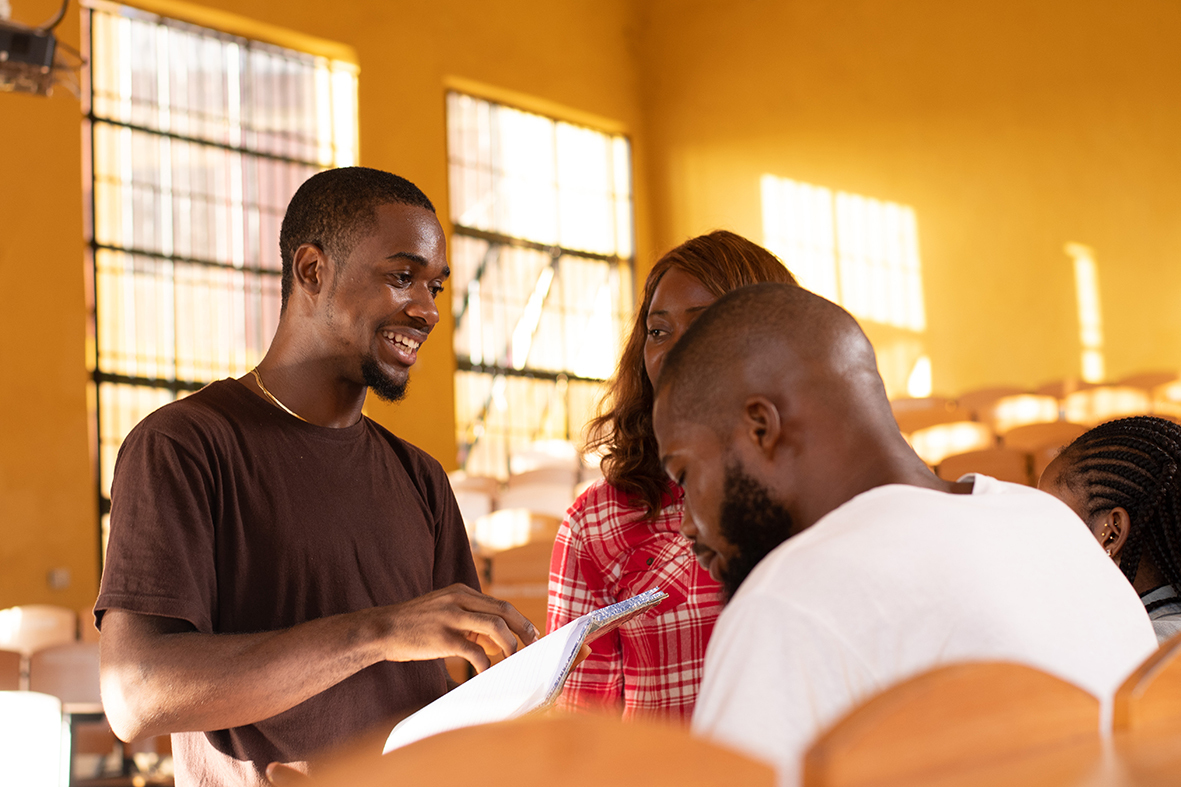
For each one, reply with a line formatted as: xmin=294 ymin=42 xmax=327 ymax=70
xmin=381 ymin=588 xmax=667 ymax=754
xmin=383 ymin=617 xmax=589 ymax=753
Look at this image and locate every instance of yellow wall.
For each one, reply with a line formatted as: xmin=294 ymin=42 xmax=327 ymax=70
xmin=637 ymin=0 xmax=1181 ymax=396
xmin=0 ymin=0 xmax=649 ymax=609
xmin=5 ymin=0 xmax=1181 ymax=609
xmin=0 ymin=1 xmax=97 ymax=612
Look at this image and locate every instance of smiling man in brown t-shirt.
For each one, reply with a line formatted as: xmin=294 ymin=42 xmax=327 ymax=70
xmin=95 ymin=168 xmax=537 ymax=786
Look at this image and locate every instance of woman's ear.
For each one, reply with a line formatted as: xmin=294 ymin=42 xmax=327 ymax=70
xmin=1095 ymin=507 xmax=1131 ymax=561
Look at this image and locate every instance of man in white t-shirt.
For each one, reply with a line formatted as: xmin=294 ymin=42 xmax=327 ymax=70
xmin=651 ymin=283 xmax=1157 ymax=787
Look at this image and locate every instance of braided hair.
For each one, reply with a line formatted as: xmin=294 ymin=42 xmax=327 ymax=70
xmin=1055 ymin=416 xmax=1181 ymax=591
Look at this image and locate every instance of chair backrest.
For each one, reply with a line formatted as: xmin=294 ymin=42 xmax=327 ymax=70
xmin=1113 ymin=632 xmax=1181 ymax=731
xmin=1062 ymin=386 xmax=1152 ymax=426
xmin=1118 ymin=371 xmax=1178 ymax=392
xmin=1034 ymin=378 xmax=1095 ymax=400
xmin=0 ymin=650 xmax=20 ymax=692
xmin=508 ymin=440 xmax=580 ymax=476
xmin=0 ymin=605 xmax=77 ymax=656
xmin=1001 ymin=421 xmax=1089 ymax=453
xmin=956 ymin=386 xmax=1026 ymax=422
xmin=1001 ymin=421 xmax=1089 ymax=482
xmin=907 ymin=421 xmax=994 ymax=466
xmin=448 ymin=471 xmax=501 ymax=498
xmin=472 ymin=509 xmax=561 ymax=554
xmin=936 ymin=448 xmax=1032 ymax=486
xmin=309 ymin=713 xmax=775 ymax=787
xmin=497 ymin=482 xmax=575 ymax=520
xmin=986 ymin=394 xmax=1060 ymax=434
xmin=1152 ymin=380 xmax=1181 ymax=419
xmin=29 ymin=642 xmax=101 ymax=706
xmin=890 ymin=397 xmax=967 ymax=434
xmin=802 ymin=662 xmax=1099 ymax=787
xmin=452 ymin=489 xmax=494 ymax=537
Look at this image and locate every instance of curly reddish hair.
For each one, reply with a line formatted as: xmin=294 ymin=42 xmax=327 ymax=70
xmin=584 ymin=230 xmax=798 ymax=519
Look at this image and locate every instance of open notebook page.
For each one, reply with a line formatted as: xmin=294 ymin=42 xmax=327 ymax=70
xmin=383 ymin=616 xmax=590 ymax=753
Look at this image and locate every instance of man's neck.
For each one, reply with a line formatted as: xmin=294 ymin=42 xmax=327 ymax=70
xmin=794 ymin=430 xmax=964 ymax=532
xmin=243 ymin=328 xmax=369 ymax=428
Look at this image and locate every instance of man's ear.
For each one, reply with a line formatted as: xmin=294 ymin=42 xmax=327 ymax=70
xmin=1096 ymin=507 xmax=1131 ymax=560
xmin=740 ymin=395 xmax=782 ymax=460
xmin=292 ymin=243 xmax=328 ymax=302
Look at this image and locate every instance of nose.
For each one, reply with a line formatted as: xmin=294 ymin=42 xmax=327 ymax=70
xmin=407 ymin=283 xmax=440 ymax=328
xmin=678 ymin=508 xmax=698 ymax=539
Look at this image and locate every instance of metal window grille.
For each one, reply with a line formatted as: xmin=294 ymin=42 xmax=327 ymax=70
xmin=82 ymin=1 xmax=357 ymax=540
xmin=446 ymin=92 xmax=635 ymax=479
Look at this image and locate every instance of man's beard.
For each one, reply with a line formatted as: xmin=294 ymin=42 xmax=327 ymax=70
xmin=361 ymin=356 xmax=408 ymax=402
xmin=718 ymin=460 xmax=796 ymax=601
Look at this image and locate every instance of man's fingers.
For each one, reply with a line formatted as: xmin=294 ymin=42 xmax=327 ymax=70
xmin=505 ymin=604 xmax=540 ymax=645
xmin=452 ymin=636 xmax=492 ymax=674
xmin=461 ymin=610 xmax=522 ymax=658
xmin=472 ymin=594 xmax=539 ymax=646
xmin=381 ymin=586 xmax=541 ymax=667
xmin=451 ymin=590 xmax=540 ymax=647
xmin=467 ymin=632 xmax=504 ymax=658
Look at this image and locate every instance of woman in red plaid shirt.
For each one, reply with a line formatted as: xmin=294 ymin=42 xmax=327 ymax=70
xmin=547 ymin=231 xmax=798 ymax=722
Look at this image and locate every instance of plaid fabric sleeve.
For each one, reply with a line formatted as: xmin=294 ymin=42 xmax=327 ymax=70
xmin=548 ymin=485 xmax=625 ymax=715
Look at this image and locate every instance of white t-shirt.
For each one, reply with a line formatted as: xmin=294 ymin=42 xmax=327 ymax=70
xmin=691 ymin=475 xmax=1157 ymax=787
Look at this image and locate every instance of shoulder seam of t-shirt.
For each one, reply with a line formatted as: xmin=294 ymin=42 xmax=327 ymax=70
xmin=122 ymin=423 xmax=213 ymax=482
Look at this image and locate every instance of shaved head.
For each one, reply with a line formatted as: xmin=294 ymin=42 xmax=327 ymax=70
xmin=652 ymin=283 xmax=943 ymax=596
xmin=654 ymin=283 xmax=892 ymax=437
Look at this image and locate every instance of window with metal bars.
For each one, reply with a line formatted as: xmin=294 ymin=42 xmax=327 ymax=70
xmin=760 ymin=174 xmax=926 ymax=333
xmin=82 ymin=0 xmax=357 ymax=543
xmin=446 ymin=92 xmax=635 ymax=479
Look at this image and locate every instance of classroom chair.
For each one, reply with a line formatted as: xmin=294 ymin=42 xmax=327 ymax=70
xmin=802 ymin=662 xmax=1100 ymax=787
xmin=308 ymin=712 xmax=775 ymax=787
xmin=936 ymin=448 xmax=1032 ymax=486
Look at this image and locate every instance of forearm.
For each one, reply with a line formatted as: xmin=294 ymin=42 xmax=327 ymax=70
xmin=100 ymin=607 xmax=391 ymax=741
xmin=101 ymin=584 xmax=537 ymax=741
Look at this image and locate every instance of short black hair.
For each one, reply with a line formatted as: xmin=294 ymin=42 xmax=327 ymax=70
xmin=278 ymin=167 xmax=435 ymax=310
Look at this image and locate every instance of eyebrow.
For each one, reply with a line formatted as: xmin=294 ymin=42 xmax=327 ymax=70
xmin=647 ymin=304 xmax=711 ymax=320
xmin=386 ymin=252 xmax=450 ymax=279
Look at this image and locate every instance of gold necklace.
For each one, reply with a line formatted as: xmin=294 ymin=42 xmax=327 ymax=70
xmin=250 ymin=367 xmax=308 ymax=423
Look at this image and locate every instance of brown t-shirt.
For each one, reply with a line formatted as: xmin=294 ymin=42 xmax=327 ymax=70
xmin=96 ymin=379 xmax=479 ymax=786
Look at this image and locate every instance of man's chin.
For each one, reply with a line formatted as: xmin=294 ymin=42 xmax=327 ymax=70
xmin=361 ymin=358 xmax=409 ymax=402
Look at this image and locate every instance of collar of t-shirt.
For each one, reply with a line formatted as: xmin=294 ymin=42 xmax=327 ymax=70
xmin=1141 ymin=584 xmax=1181 ymax=619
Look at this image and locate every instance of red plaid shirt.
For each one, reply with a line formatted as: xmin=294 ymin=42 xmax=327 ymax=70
xmin=547 ymin=478 xmax=725 ymax=723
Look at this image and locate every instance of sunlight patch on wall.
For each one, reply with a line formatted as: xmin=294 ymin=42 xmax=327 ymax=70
xmin=762 ymin=174 xmax=927 ymax=397
xmin=907 ymin=355 xmax=933 ymax=398
xmin=1066 ymin=243 xmax=1105 ymax=384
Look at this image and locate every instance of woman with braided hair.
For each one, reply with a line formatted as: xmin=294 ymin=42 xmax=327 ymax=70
xmin=1039 ymin=415 xmax=1181 ymax=642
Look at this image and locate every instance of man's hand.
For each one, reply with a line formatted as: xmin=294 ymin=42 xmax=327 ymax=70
xmin=379 ymin=584 xmax=539 ymax=673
